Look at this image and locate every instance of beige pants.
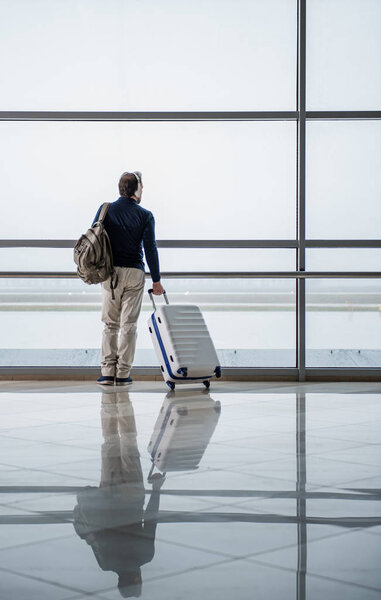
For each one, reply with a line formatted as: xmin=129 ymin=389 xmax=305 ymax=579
xmin=101 ymin=267 xmax=145 ymax=378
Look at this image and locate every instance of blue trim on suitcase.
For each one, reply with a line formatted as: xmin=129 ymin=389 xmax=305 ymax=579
xmin=151 ymin=313 xmax=212 ymax=382
xmin=150 ymin=401 xmax=177 ymax=459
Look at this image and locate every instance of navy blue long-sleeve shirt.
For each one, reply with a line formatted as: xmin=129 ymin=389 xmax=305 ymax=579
xmin=93 ymin=197 xmax=160 ymax=283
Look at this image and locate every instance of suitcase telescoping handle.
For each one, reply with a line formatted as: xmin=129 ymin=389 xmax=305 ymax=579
xmin=148 ymin=463 xmax=167 ymax=484
xmin=148 ymin=288 xmax=169 ymax=310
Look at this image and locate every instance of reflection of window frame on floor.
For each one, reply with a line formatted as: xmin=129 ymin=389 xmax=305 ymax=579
xmin=1 ymin=392 xmax=379 ymax=600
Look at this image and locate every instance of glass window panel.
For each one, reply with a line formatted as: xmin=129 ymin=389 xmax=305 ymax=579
xmin=0 ymin=121 xmax=296 ymax=240
xmin=306 ymin=278 xmax=381 ymax=367
xmin=307 ymin=249 xmax=381 ymax=271
xmin=306 ymin=121 xmax=381 ymax=239
xmin=0 ymin=248 xmax=74 ymax=272
xmin=0 ymin=248 xmax=295 ymax=273
xmin=0 ymin=0 xmax=296 ymax=111
xmin=159 ymin=249 xmax=295 ymax=271
xmin=307 ymin=0 xmax=381 ymax=110
xmin=0 ymin=278 xmax=296 ymax=367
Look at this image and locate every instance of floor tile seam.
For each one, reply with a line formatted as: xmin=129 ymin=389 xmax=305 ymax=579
xmin=222 ymin=459 xmax=381 ymax=489
xmin=157 ymin=496 xmax=247 ymax=515
xmin=308 ymin=432 xmax=381 ymax=447
xmin=307 ymin=475 xmax=381 ymax=489
xmin=0 ymin=448 xmax=101 ymax=463
xmin=63 ymin=594 xmax=108 ymax=600
xmin=304 ymin=445 xmax=372 ymax=458
xmin=0 ymin=510 xmax=73 ymax=526
xmin=0 ymin=500 xmax=41 ymax=514
xmin=234 ymin=526 xmax=363 ymax=562
xmin=206 ymin=444 xmax=296 ymax=461
xmin=247 ymin=556 xmax=381 ymax=593
xmin=154 ymin=534 xmax=235 ymax=560
xmin=155 ymin=526 xmax=359 ymax=565
xmin=0 ymin=433 xmax=103 ymax=451
xmin=0 ymin=421 xmax=97 ymax=434
xmin=2 ymin=491 xmax=88 ymax=508
xmin=0 ymin=435 xmax=53 ymax=447
xmin=121 ymin=554 xmax=261 ymax=587
xmin=310 ymin=454 xmax=381 ymax=470
xmin=172 ymin=489 xmax=294 ymax=505
xmin=0 ymin=461 xmax=101 ymax=479
xmin=0 ymin=405 xmax=99 ymax=417
xmin=221 ymin=465 xmax=300 ymax=486
xmin=0 ymin=462 xmax=100 ymax=483
xmin=0 ymin=564 xmax=92 ymax=595
xmin=211 ymin=433 xmax=281 ymax=446
xmin=361 ymin=528 xmax=381 ymax=537
xmin=201 ymin=456 xmax=295 ymax=470
xmin=340 ymin=476 xmax=381 ymax=490
xmin=3 ymin=492 xmax=217 ymax=511
xmin=312 ymin=483 xmax=381 ymax=496
xmin=48 ymin=454 xmax=153 ymax=469
xmin=0 ymin=532 xmax=77 ymax=553
xmin=55 ymin=556 xmax=249 ymax=598
xmin=306 ymin=432 xmax=381 ymax=446
xmin=302 ymin=414 xmax=381 ymax=424
xmin=203 ymin=493 xmax=297 ymax=506
xmin=0 ymin=499 xmax=239 ymax=531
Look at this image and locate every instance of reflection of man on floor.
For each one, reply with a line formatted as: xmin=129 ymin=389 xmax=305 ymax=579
xmin=73 ymin=391 xmax=165 ymax=598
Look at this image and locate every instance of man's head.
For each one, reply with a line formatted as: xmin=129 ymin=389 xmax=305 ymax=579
xmin=118 ymin=171 xmax=143 ymax=203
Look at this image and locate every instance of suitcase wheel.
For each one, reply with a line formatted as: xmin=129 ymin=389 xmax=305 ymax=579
xmin=203 ymin=380 xmax=210 ymax=389
xmin=166 ymin=381 xmax=176 ymax=391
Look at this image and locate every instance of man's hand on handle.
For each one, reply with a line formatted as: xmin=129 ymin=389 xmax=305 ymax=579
xmin=152 ymin=281 xmax=165 ymax=295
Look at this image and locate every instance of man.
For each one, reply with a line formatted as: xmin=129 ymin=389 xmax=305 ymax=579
xmin=93 ymin=171 xmax=164 ymax=386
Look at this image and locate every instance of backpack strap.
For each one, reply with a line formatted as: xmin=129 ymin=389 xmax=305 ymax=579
xmin=97 ymin=202 xmax=111 ymax=224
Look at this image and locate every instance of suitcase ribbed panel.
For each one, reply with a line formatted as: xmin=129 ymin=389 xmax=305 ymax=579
xmin=157 ymin=305 xmax=219 ymax=377
xmin=148 ymin=394 xmax=221 ymax=472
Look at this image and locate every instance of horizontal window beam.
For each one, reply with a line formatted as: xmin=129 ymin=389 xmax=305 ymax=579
xmin=307 ymin=111 xmax=381 ymax=120
xmin=1 ymin=271 xmax=381 ymax=279
xmin=0 ymin=239 xmax=299 ymax=249
xmin=1 ymin=111 xmax=381 ymax=122
xmin=2 ymin=239 xmax=381 ymax=249
xmin=0 ymin=111 xmax=297 ymax=122
xmin=306 ymin=240 xmax=381 ymax=248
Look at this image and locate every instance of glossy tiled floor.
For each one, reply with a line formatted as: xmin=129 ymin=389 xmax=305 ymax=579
xmin=0 ymin=380 xmax=380 ymax=599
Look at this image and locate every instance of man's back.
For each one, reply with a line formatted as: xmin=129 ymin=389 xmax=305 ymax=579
xmin=93 ymin=196 xmax=159 ymax=283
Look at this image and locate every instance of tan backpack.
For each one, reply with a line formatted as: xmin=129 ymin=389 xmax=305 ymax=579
xmin=73 ymin=203 xmax=118 ymax=298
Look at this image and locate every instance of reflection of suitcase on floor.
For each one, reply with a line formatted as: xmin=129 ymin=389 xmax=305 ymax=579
xmin=147 ymin=391 xmax=221 ymax=476
xmin=147 ymin=290 xmax=221 ymax=391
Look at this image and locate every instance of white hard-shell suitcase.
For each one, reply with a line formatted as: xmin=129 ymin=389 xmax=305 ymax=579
xmin=147 ymin=289 xmax=221 ymax=391
xmin=147 ymin=391 xmax=221 ymax=478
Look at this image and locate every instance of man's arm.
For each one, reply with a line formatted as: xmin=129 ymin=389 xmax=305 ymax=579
xmin=142 ymin=214 xmax=164 ymax=294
